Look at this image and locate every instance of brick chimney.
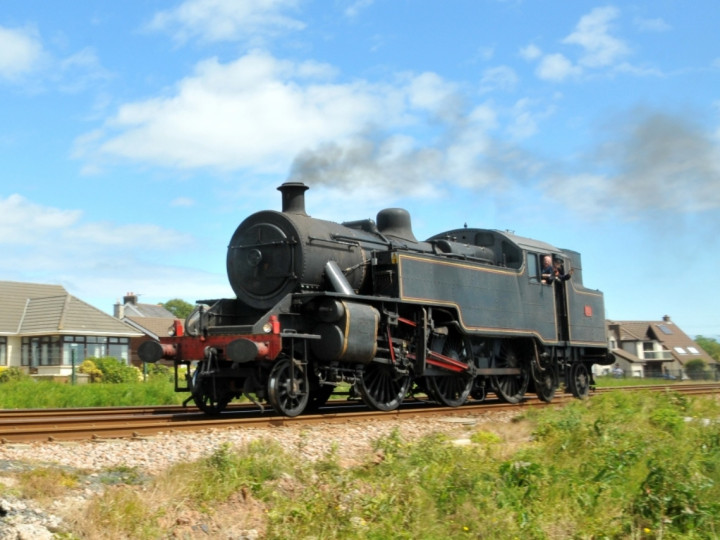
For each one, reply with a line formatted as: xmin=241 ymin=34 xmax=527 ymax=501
xmin=123 ymin=292 xmax=138 ymax=305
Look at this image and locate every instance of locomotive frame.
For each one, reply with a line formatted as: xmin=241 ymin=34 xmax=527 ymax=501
xmin=139 ymin=182 xmax=614 ymax=416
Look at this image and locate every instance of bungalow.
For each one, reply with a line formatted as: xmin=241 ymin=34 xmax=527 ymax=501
xmin=0 ymin=280 xmax=143 ymax=379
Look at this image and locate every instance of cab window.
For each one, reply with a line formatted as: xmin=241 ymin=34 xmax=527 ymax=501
xmin=527 ymin=253 xmax=539 ymax=282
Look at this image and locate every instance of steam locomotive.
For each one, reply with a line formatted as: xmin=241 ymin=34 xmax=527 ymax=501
xmin=139 ymin=182 xmax=613 ymax=416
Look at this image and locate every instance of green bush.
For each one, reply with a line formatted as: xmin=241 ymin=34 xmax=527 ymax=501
xmin=145 ymin=362 xmax=174 ymax=383
xmin=90 ymin=357 xmax=140 ymax=384
xmin=685 ymin=358 xmax=708 ymax=380
xmin=78 ymin=359 xmax=103 ymax=382
xmin=0 ymin=366 xmax=30 ymax=383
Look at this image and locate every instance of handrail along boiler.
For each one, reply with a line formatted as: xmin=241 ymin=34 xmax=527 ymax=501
xmin=139 ymin=182 xmax=614 ymax=416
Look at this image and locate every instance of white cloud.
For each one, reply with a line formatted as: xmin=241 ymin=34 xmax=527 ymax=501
xmin=0 ymin=25 xmax=112 ymax=92
xmin=0 ymin=194 xmax=227 ymax=308
xmin=0 ymin=194 xmax=81 ymax=243
xmin=476 ymin=45 xmax=495 ymax=62
xmin=147 ymin=0 xmax=305 ymax=44
xmin=79 ymin=48 xmax=560 ymax=203
xmin=563 ymin=6 xmax=629 ymax=68
xmin=634 ymin=17 xmax=671 ymax=32
xmin=0 ymin=25 xmax=44 ymax=81
xmin=170 ymin=197 xmax=196 ymax=207
xmin=345 ymin=0 xmax=375 ymax=18
xmin=480 ymin=66 xmax=518 ymax=93
xmin=519 ymin=44 xmax=542 ymax=61
xmin=406 ymin=71 xmax=462 ymax=121
xmin=535 ymin=53 xmax=579 ymax=81
xmin=78 ymin=51 xmax=433 ymax=174
xmin=506 ymin=98 xmax=554 ymax=140
xmin=526 ymin=7 xmax=635 ymax=83
xmin=57 ymin=47 xmax=114 ymax=93
xmin=0 ymin=194 xmax=190 ymax=251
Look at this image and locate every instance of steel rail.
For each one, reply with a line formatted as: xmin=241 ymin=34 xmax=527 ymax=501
xmin=0 ymin=384 xmax=718 ymax=443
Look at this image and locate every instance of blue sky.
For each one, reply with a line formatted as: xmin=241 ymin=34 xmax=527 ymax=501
xmin=1 ymin=1 xmax=719 ymax=339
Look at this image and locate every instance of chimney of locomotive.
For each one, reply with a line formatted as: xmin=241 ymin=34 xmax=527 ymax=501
xmin=278 ymin=182 xmax=309 ymax=215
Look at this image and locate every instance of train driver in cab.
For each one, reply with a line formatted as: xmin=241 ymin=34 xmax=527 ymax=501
xmin=542 ymin=255 xmax=573 ymax=284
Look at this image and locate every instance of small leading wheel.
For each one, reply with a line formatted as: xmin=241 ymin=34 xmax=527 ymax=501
xmin=491 ymin=342 xmax=530 ymax=404
xmin=191 ymin=367 xmax=233 ymax=415
xmin=267 ymin=357 xmax=309 ymax=417
xmin=356 ymin=362 xmax=411 ymax=412
xmin=424 ymin=333 xmax=473 ymax=407
xmin=569 ymin=362 xmax=590 ymax=399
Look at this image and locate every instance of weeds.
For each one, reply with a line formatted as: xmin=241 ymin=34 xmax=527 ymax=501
xmin=17 ymin=467 xmax=79 ymax=501
xmin=13 ymin=390 xmax=720 ymax=539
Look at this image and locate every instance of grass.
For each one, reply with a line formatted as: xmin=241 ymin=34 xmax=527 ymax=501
xmin=1 ymin=370 xmax=707 ymax=410
xmin=20 ymin=389 xmax=719 ymax=539
xmin=0 ymin=378 xmax=185 ymax=408
xmin=594 ymin=375 xmax=690 ymax=388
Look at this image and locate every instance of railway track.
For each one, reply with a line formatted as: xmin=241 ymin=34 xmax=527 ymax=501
xmin=1 ymin=383 xmax=718 ymax=443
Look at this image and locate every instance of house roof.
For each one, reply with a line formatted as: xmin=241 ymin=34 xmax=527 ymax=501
xmin=613 ymin=321 xmax=650 ymax=342
xmin=0 ymin=280 xmax=143 ymax=337
xmin=122 ymin=302 xmax=175 ymax=318
xmin=610 ymin=347 xmax=640 ymax=364
xmin=0 ymin=281 xmax=65 ymax=334
xmin=608 ymin=317 xmax=715 ymax=366
xmin=124 ymin=316 xmax=179 ymax=340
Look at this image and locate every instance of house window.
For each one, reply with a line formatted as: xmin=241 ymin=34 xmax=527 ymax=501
xmin=21 ymin=336 xmax=62 ymax=366
xmin=22 ymin=336 xmax=130 ymax=366
xmin=0 ymin=337 xmax=6 ymax=366
xmin=673 ymin=346 xmax=687 ymax=355
xmin=687 ymin=347 xmax=700 ymax=354
xmin=108 ymin=337 xmax=129 ymax=361
xmin=62 ymin=336 xmax=130 ymax=364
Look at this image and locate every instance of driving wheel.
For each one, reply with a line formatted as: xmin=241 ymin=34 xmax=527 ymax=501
xmin=532 ymin=364 xmax=558 ymax=403
xmin=356 ymin=362 xmax=411 ymax=411
xmin=491 ymin=342 xmax=530 ymax=404
xmin=424 ymin=333 xmax=473 ymax=407
xmin=531 ymin=352 xmax=558 ymax=403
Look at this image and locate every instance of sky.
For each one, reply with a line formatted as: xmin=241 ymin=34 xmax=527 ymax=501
xmin=1 ymin=0 xmax=719 ymax=339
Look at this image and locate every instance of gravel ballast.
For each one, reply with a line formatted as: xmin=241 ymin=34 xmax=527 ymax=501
xmin=1 ymin=413 xmax=520 ymax=538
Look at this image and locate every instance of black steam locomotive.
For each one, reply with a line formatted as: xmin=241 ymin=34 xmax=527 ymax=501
xmin=139 ymin=182 xmax=613 ymax=416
